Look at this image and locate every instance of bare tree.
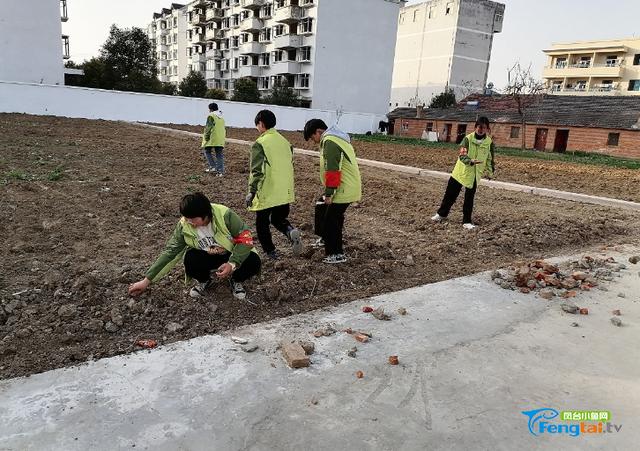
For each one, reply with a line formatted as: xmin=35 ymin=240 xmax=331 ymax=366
xmin=503 ymin=62 xmax=546 ymax=150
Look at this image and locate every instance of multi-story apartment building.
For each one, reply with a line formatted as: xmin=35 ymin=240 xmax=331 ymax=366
xmin=148 ymin=3 xmax=189 ymax=85
xmin=0 ymin=0 xmax=69 ymax=85
xmin=390 ymin=0 xmax=505 ymax=108
xmin=542 ymin=38 xmax=640 ymax=96
xmin=148 ymin=0 xmax=404 ymax=115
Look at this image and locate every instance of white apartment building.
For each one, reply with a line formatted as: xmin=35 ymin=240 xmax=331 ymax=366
xmin=149 ymin=0 xmax=404 ymax=115
xmin=148 ymin=4 xmax=190 ymax=85
xmin=390 ymin=0 xmax=504 ymax=108
xmin=0 ymin=0 xmax=69 ymax=85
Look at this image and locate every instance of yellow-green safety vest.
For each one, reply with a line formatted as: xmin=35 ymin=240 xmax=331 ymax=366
xmin=202 ymin=113 xmax=226 ymax=148
xmin=451 ymin=133 xmax=493 ymax=189
xmin=320 ymin=135 xmax=362 ymax=204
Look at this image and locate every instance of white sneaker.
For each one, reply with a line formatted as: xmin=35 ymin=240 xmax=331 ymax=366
xmin=463 ymin=223 xmax=477 ymax=230
xmin=189 ymin=279 xmax=214 ymax=298
xmin=205 ymin=167 xmax=216 ymax=173
xmin=229 ymin=279 xmax=246 ymax=300
xmin=323 ymin=254 xmax=347 ymax=264
xmin=431 ymin=213 xmax=445 ymax=222
xmin=311 ymin=238 xmax=325 ymax=249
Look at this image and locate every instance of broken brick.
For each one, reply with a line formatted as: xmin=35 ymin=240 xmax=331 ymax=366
xmin=388 ymin=355 xmax=399 ymax=365
xmin=353 ymin=333 xmax=369 ymax=343
xmin=579 ymin=308 xmax=589 ymax=315
xmin=355 ymin=370 xmax=364 ymax=379
xmin=299 ymin=341 xmax=315 ymax=355
xmin=362 ymin=306 xmax=374 ymax=313
xmin=281 ymin=342 xmax=310 ymax=368
xmin=612 ymin=309 xmax=621 ymax=316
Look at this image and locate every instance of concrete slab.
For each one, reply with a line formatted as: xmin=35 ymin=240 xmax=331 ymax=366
xmin=1 ymin=250 xmax=639 ymax=450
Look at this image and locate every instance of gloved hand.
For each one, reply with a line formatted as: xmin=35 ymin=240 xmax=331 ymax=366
xmin=245 ymin=192 xmax=255 ymax=208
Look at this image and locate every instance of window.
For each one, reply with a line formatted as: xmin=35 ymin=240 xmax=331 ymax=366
xmin=607 ymin=133 xmax=620 ymax=147
xmin=240 ymin=55 xmax=249 ymax=66
xmin=273 ymin=24 xmax=286 ymax=37
xmin=634 ymin=54 xmax=640 ymax=65
xmin=399 ymin=13 xmax=405 ymax=24
xmin=510 ymin=126 xmax=520 ymax=139
xmin=575 ymin=80 xmax=587 ymax=91
xmin=273 ymin=50 xmax=284 ymax=62
xmin=413 ymin=10 xmax=419 ymax=22
xmin=300 ymin=18 xmax=313 ymax=33
xmin=445 ymin=2 xmax=454 ymax=15
xmin=555 ymin=57 xmax=567 ymax=68
xmin=402 ymin=122 xmax=409 ymax=131
xmin=299 ymin=46 xmax=311 ymax=61
xmin=298 ymin=73 xmax=310 ymax=88
xmin=258 ymin=77 xmax=269 ymax=90
xmin=428 ymin=6 xmax=436 ymax=19
xmin=578 ymin=57 xmax=591 ymax=68
xmin=628 ymin=80 xmax=640 ymax=91
xmin=260 ymin=52 xmax=270 ymax=66
xmin=605 ymin=55 xmax=619 ymax=67
xmin=173 ymin=17 xmax=177 ymax=27
xmin=425 ymin=122 xmax=434 ymax=132
xmin=260 ymin=28 xmax=272 ymax=42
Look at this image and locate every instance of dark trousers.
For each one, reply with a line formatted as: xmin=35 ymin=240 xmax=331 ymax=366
xmin=315 ymin=202 xmax=350 ymax=255
xmin=184 ymin=249 xmax=261 ymax=283
xmin=255 ymin=204 xmax=293 ymax=254
xmin=437 ymin=177 xmax=477 ymax=224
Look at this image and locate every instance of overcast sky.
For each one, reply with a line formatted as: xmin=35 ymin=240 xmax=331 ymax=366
xmin=65 ymin=0 xmax=640 ymax=89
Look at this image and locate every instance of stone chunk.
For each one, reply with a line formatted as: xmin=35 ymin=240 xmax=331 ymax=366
xmin=281 ymin=342 xmax=310 ymax=368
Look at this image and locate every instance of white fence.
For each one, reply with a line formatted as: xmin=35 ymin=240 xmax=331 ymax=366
xmin=0 ymin=81 xmax=384 ymax=133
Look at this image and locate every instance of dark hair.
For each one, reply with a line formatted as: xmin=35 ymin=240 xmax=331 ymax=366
xmin=254 ymin=110 xmax=276 ymax=129
xmin=475 ymin=116 xmax=490 ymax=128
xmin=303 ymin=119 xmax=328 ymax=141
xmin=180 ymin=192 xmax=212 ymax=219
xmin=209 ymin=103 xmax=218 ymax=111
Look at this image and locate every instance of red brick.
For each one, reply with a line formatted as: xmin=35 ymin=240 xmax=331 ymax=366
xmin=281 ymin=342 xmax=310 ymax=368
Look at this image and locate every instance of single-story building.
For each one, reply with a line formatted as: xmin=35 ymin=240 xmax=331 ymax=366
xmin=387 ymin=95 xmax=640 ymax=159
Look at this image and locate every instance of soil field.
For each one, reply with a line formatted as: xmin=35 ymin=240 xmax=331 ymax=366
xmin=1 ymin=113 xmax=639 ymax=379
xmin=161 ymin=124 xmax=640 ymax=203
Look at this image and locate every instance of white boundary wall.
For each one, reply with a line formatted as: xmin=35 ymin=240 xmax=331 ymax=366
xmin=0 ymin=81 xmax=384 ymax=133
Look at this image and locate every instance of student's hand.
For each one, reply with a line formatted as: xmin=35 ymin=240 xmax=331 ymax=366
xmin=245 ymin=192 xmax=255 ymax=208
xmin=459 ymin=147 xmax=469 ymax=156
xmin=128 ymin=278 xmax=150 ymax=297
xmin=324 ymin=196 xmax=333 ymax=205
xmin=472 ymin=159 xmax=484 ymax=165
xmin=216 ymin=263 xmax=234 ymax=279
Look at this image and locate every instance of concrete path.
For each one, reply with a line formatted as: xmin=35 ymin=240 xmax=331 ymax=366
xmin=132 ymin=122 xmax=640 ymax=212
xmin=1 ymin=249 xmax=639 ymax=450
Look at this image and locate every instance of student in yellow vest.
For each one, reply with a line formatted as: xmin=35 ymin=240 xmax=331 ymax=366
xmin=303 ymin=119 xmax=362 ymax=264
xmin=128 ymin=192 xmax=261 ymax=301
xmin=201 ymin=103 xmax=226 ymax=177
xmin=431 ymin=116 xmax=495 ymax=229
xmin=245 ymin=110 xmax=302 ymax=260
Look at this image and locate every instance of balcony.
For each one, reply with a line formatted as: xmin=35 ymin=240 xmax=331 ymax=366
xmin=273 ymin=34 xmax=302 ymax=49
xmin=239 ymin=41 xmax=263 ymax=54
xmin=206 ymin=69 xmax=223 ymax=79
xmin=240 ymin=17 xmax=262 ymax=32
xmin=206 ymin=8 xmax=224 ymax=21
xmin=274 ymin=6 xmax=303 ymax=23
xmin=542 ymin=62 xmax=624 ymax=79
xmin=160 ymin=60 xmax=169 ymax=68
xmin=191 ymin=52 xmax=207 ymax=63
xmin=271 ymin=61 xmax=300 ymax=74
xmin=237 ymin=65 xmax=261 ymax=78
xmin=206 ymin=49 xmax=224 ymax=59
xmin=191 ymin=14 xmax=207 ymax=25
xmin=193 ymin=32 xmax=207 ymax=43
xmin=160 ymin=27 xmax=170 ymax=35
xmin=241 ymin=0 xmax=265 ymax=9
xmin=60 ymin=0 xmax=68 ymax=22
xmin=299 ymin=0 xmax=315 ymax=6
xmin=206 ymin=28 xmax=225 ymax=40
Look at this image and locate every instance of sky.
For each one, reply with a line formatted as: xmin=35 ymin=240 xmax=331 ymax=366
xmin=65 ymin=0 xmax=640 ymax=89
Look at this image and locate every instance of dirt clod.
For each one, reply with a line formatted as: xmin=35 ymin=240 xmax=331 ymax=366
xmin=610 ymin=317 xmax=623 ymax=327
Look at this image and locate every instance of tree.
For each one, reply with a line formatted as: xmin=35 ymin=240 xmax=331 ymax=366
xmin=429 ymin=88 xmax=456 ymax=108
xmin=264 ymin=79 xmax=300 ymax=107
xmin=503 ymin=62 xmax=546 ymax=150
xmin=159 ymin=82 xmax=178 ymax=96
xmin=78 ymin=57 xmax=107 ymax=88
xmin=99 ymin=25 xmax=160 ymax=93
xmin=232 ymin=78 xmax=261 ymax=103
xmin=178 ymin=70 xmax=207 ymax=97
xmin=205 ymin=88 xmax=227 ymax=100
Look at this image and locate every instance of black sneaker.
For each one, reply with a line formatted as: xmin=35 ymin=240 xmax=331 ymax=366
xmin=267 ymin=250 xmax=280 ymax=260
xmin=189 ymin=279 xmax=214 ymax=298
xmin=229 ymin=279 xmax=246 ymax=300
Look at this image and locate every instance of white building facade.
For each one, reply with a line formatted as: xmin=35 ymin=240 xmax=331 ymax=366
xmin=148 ymin=0 xmax=403 ymax=115
xmin=148 ymin=3 xmax=190 ymax=85
xmin=0 ymin=0 xmax=69 ymax=85
xmin=390 ymin=0 xmax=504 ymax=108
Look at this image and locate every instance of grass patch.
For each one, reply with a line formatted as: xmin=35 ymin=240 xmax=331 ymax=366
xmin=350 ymin=134 xmax=640 ymax=169
xmin=186 ymin=174 xmax=202 ymax=183
xmin=46 ymin=166 xmax=65 ymax=181
xmin=6 ymin=169 xmax=31 ymax=181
